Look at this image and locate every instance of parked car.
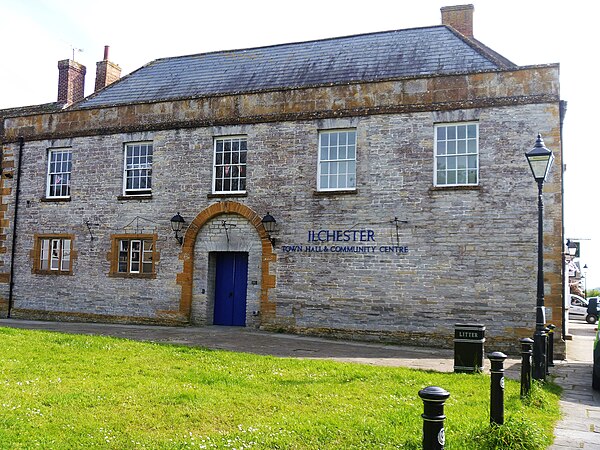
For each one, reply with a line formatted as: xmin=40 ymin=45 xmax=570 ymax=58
xmin=594 ymin=325 xmax=600 ymax=390
xmin=587 ymin=297 xmax=600 ymax=324
xmin=569 ymin=294 xmax=588 ymax=320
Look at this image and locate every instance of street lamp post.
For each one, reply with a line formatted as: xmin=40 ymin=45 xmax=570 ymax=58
xmin=583 ymin=264 xmax=588 ymax=299
xmin=525 ymin=134 xmax=554 ymax=381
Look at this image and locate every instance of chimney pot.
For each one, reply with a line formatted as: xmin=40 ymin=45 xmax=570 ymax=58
xmin=441 ymin=4 xmax=474 ymax=38
xmin=94 ymin=46 xmax=121 ymax=92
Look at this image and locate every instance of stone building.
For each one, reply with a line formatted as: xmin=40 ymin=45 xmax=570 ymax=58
xmin=0 ymin=5 xmax=566 ymax=354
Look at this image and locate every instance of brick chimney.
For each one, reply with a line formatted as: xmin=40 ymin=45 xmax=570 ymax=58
xmin=57 ymin=59 xmax=86 ymax=105
xmin=94 ymin=46 xmax=121 ymax=92
xmin=441 ymin=4 xmax=474 ymax=38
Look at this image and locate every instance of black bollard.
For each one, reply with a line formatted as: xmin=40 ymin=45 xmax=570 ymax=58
xmin=547 ymin=324 xmax=556 ymax=368
xmin=544 ymin=326 xmax=551 ymax=376
xmin=520 ymin=338 xmax=533 ymax=398
xmin=532 ymin=328 xmax=547 ymax=381
xmin=418 ymin=386 xmax=450 ymax=450
xmin=489 ymin=351 xmax=507 ymax=425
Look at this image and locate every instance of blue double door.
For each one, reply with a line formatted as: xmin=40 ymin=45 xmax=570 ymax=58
xmin=213 ymin=252 xmax=248 ymax=326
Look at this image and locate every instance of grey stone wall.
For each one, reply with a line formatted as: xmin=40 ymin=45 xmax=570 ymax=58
xmin=5 ymin=101 xmax=563 ymax=351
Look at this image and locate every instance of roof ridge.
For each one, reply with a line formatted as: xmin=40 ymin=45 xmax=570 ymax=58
xmin=151 ymin=25 xmax=450 ymax=63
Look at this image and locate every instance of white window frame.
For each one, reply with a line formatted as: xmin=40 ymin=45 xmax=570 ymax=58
xmin=38 ymin=237 xmax=71 ymax=273
xmin=212 ymin=136 xmax=247 ymax=194
xmin=46 ymin=148 xmax=72 ymax=198
xmin=317 ymin=129 xmax=357 ymax=191
xmin=434 ymin=122 xmax=479 ymax=187
xmin=123 ymin=142 xmax=153 ymax=195
xmin=117 ymin=238 xmax=154 ymax=275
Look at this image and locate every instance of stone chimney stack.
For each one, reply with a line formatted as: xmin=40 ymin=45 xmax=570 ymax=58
xmin=57 ymin=59 xmax=86 ymax=105
xmin=94 ymin=46 xmax=121 ymax=92
xmin=441 ymin=4 xmax=474 ymax=38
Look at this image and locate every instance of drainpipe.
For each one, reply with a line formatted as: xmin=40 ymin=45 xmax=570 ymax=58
xmin=559 ymin=100 xmax=568 ymax=341
xmin=7 ymin=136 xmax=24 ymax=317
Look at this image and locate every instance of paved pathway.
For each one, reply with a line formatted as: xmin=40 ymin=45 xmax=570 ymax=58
xmin=1 ymin=318 xmax=599 ymax=448
xmin=549 ymin=321 xmax=600 ymax=449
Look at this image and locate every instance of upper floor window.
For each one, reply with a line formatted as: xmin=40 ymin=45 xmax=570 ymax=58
xmin=434 ymin=123 xmax=478 ymax=186
xmin=33 ymin=234 xmax=73 ymax=275
xmin=124 ymin=142 xmax=153 ymax=195
xmin=318 ymin=130 xmax=356 ymax=191
xmin=47 ymin=148 xmax=72 ymax=198
xmin=109 ymin=234 xmax=157 ymax=278
xmin=213 ymin=136 xmax=247 ymax=193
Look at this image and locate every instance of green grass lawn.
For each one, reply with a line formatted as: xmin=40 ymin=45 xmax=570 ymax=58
xmin=0 ymin=327 xmax=560 ymax=449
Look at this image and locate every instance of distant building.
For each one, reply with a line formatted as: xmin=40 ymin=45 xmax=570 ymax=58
xmin=0 ymin=5 xmax=566 ymax=354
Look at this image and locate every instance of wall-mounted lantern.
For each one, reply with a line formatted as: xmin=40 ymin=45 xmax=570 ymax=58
xmin=261 ymin=212 xmax=277 ymax=243
xmin=566 ymin=239 xmax=578 ymax=257
xmin=170 ymin=212 xmax=185 ymax=245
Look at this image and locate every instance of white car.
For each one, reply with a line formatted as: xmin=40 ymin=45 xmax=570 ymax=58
xmin=568 ymin=294 xmax=588 ymax=320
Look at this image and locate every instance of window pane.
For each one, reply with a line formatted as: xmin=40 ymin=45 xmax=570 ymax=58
xmin=61 ymin=239 xmax=71 ymax=272
xmin=447 ymin=171 xmax=457 ymax=184
xmin=467 ymin=124 xmax=477 ymax=138
xmin=437 ymin=157 xmax=447 ymax=170
xmin=40 ymin=239 xmax=49 ymax=270
xmin=468 ymin=169 xmax=478 ymax=184
xmin=468 ymin=155 xmax=477 ymax=169
xmin=468 ymin=139 xmax=477 ymax=153
xmin=447 ymin=141 xmax=456 ymax=155
xmin=436 ymin=141 xmax=445 ymax=155
xmin=348 ymin=144 xmax=356 ymax=160
xmin=320 ymin=175 xmax=328 ymax=188
xmin=436 ymin=127 xmax=446 ymax=140
xmin=437 ymin=171 xmax=446 ymax=185
xmin=457 ymin=125 xmax=466 ymax=139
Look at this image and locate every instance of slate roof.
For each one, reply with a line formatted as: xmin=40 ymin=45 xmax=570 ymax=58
xmin=75 ymin=25 xmax=516 ymax=109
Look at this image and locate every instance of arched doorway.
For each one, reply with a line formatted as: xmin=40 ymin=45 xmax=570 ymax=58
xmin=175 ymin=201 xmax=276 ymax=325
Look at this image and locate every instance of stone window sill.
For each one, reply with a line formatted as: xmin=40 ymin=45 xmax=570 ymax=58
xmin=429 ymin=185 xmax=481 ymax=192
xmin=207 ymin=192 xmax=248 ymax=199
xmin=40 ymin=197 xmax=71 ymax=202
xmin=117 ymin=194 xmax=153 ymax=201
xmin=313 ymin=189 xmax=358 ymax=197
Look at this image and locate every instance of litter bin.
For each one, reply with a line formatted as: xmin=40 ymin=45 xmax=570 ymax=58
xmin=454 ymin=323 xmax=485 ymax=373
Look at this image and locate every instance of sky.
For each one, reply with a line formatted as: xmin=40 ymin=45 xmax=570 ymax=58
xmin=1 ymin=0 xmax=599 ymax=288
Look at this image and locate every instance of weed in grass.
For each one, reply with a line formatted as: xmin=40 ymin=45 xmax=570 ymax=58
xmin=469 ymin=416 xmax=547 ymax=450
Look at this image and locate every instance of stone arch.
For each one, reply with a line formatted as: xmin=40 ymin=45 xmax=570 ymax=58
xmin=175 ymin=201 xmax=276 ymax=322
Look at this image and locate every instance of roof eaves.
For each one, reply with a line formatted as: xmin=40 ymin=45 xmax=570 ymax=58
xmin=70 ymin=65 xmax=533 ymax=112
xmin=0 ymin=101 xmax=65 ymax=119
